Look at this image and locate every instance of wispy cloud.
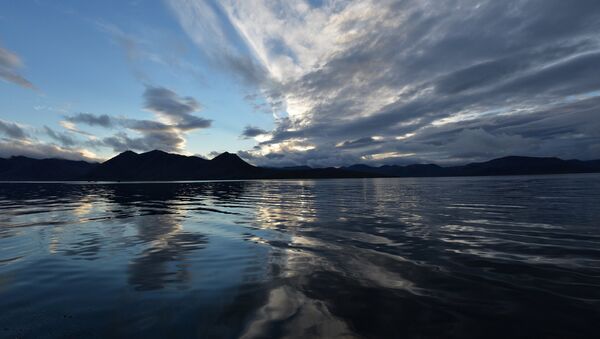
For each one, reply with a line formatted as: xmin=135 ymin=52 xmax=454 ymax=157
xmin=66 ymin=113 xmax=114 ymax=128
xmin=0 ymin=43 xmax=35 ymax=89
xmin=44 ymin=126 xmax=76 ymax=147
xmin=169 ymin=0 xmax=600 ymax=166
xmin=0 ymin=119 xmax=28 ymax=139
xmin=165 ymin=0 xmax=268 ymax=87
xmin=96 ymin=21 xmax=204 ymax=83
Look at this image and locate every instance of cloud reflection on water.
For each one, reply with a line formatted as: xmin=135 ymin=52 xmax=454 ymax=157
xmin=0 ymin=177 xmax=599 ymax=338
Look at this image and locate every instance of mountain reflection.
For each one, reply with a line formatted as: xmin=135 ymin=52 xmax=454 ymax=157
xmin=103 ymin=184 xmax=209 ymax=291
xmin=126 ymin=214 xmax=204 ymax=291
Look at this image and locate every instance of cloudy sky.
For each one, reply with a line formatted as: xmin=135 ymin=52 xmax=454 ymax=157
xmin=1 ymin=0 xmax=599 ymax=166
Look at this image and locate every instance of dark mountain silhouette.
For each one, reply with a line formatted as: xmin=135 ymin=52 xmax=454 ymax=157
xmin=211 ymin=151 xmax=255 ymax=169
xmin=87 ymin=150 xmax=264 ymax=181
xmin=343 ymin=156 xmax=600 ymax=177
xmin=0 ymin=151 xmax=599 ymax=181
xmin=448 ymin=156 xmax=595 ymax=176
xmin=0 ymin=156 xmax=97 ymax=181
xmin=88 ymin=150 xmax=374 ymax=180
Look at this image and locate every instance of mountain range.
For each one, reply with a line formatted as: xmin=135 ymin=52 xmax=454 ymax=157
xmin=1 ymin=150 xmax=599 ymax=181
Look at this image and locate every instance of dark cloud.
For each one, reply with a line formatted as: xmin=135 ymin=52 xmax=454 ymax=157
xmin=68 ymin=113 xmax=191 ymax=154
xmin=0 ymin=119 xmax=28 ymax=139
xmin=94 ymin=119 xmax=187 ymax=154
xmin=176 ymin=115 xmax=212 ymax=130
xmin=241 ymin=125 xmax=268 ymax=138
xmin=100 ymin=130 xmax=185 ymax=154
xmin=66 ymin=113 xmax=115 ymax=128
xmin=0 ymin=44 xmax=35 ymax=89
xmin=44 ymin=126 xmax=76 ymax=147
xmin=128 ymin=86 xmax=211 ymax=152
xmin=100 ymin=133 xmax=144 ymax=153
xmin=144 ymin=86 xmax=200 ymax=117
xmin=336 ymin=137 xmax=384 ymax=149
xmin=122 ymin=119 xmax=170 ymax=132
xmin=143 ymin=85 xmax=212 ymax=130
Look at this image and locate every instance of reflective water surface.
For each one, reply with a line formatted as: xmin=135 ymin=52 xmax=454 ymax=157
xmin=1 ymin=175 xmax=599 ymax=338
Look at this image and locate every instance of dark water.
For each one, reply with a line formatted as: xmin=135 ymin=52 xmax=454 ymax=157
xmin=1 ymin=175 xmax=599 ymax=338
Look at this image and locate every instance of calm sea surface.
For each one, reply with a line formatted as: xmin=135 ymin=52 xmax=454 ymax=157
xmin=1 ymin=175 xmax=599 ymax=338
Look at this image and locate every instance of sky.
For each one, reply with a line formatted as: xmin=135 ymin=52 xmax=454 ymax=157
xmin=1 ymin=0 xmax=600 ymax=166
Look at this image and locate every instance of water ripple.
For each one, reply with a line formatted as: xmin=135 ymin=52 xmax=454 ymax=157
xmin=0 ymin=175 xmax=599 ymax=338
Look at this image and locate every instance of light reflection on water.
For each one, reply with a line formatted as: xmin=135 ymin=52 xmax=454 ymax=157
xmin=1 ymin=175 xmax=600 ymax=338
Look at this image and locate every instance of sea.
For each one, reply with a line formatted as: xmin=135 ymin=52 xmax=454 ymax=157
xmin=1 ymin=174 xmax=599 ymax=338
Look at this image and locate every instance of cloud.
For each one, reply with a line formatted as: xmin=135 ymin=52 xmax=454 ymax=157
xmin=170 ymin=0 xmax=600 ymax=166
xmin=66 ymin=113 xmax=115 ymax=128
xmin=241 ymin=125 xmax=267 ymax=138
xmin=100 ymin=131 xmax=185 ymax=153
xmin=0 ymin=43 xmax=35 ymax=89
xmin=0 ymin=119 xmax=97 ymax=161
xmin=144 ymin=86 xmax=200 ymax=116
xmin=96 ymin=21 xmax=205 ymax=84
xmin=0 ymin=139 xmax=97 ymax=162
xmin=71 ymin=114 xmax=190 ymax=154
xmin=143 ymin=86 xmax=211 ymax=129
xmin=336 ymin=137 xmax=384 ymax=149
xmin=0 ymin=119 xmax=28 ymax=139
xmin=64 ymin=86 xmax=212 ymax=154
xmin=44 ymin=126 xmax=76 ymax=147
xmin=166 ymin=0 xmax=269 ymax=87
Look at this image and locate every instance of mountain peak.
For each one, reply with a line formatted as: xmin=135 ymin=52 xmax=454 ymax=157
xmin=107 ymin=150 xmax=139 ymax=162
xmin=142 ymin=149 xmax=168 ymax=156
xmin=118 ymin=150 xmax=138 ymax=157
xmin=3 ymin=152 xmax=600 ymax=181
xmin=213 ymin=151 xmax=236 ymax=159
xmin=211 ymin=152 xmax=254 ymax=168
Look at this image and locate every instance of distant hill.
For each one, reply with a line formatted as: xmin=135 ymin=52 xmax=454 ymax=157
xmin=0 ymin=156 xmax=97 ymax=181
xmin=342 ymin=156 xmax=600 ymax=177
xmin=87 ymin=150 xmax=265 ymax=181
xmin=0 ymin=151 xmax=599 ymax=181
xmin=85 ymin=150 xmax=369 ymax=181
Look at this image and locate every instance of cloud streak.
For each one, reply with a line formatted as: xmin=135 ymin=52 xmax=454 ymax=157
xmin=169 ymin=0 xmax=600 ymax=166
xmin=241 ymin=125 xmax=267 ymax=139
xmin=0 ymin=119 xmax=28 ymax=139
xmin=66 ymin=113 xmax=115 ymax=128
xmin=44 ymin=126 xmax=76 ymax=147
xmin=0 ymin=43 xmax=35 ymax=89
